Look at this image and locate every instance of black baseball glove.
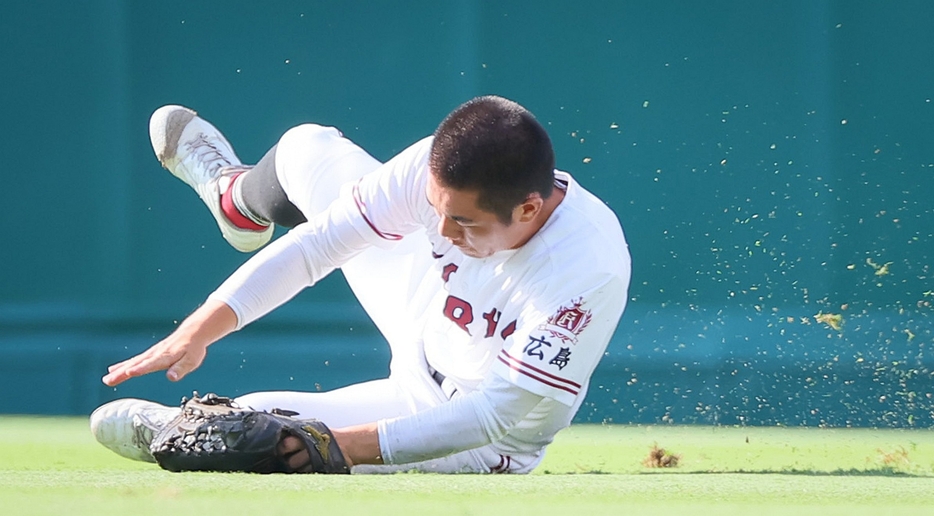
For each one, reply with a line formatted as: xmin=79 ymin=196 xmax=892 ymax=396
xmin=150 ymin=392 xmax=349 ymax=474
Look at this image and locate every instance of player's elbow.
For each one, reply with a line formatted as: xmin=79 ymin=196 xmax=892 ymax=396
xmin=468 ymin=390 xmax=533 ymax=444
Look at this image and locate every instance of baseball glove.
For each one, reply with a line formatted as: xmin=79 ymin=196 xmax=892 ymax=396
xmin=149 ymin=392 xmax=349 ymax=474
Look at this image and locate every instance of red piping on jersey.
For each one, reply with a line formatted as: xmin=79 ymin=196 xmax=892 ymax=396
xmin=499 ymin=350 xmax=582 ymax=388
xmin=497 ymin=352 xmax=580 ymax=396
xmin=352 ymin=182 xmax=403 ymax=241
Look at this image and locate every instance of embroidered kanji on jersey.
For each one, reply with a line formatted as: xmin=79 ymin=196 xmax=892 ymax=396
xmin=537 ymin=297 xmax=592 ymax=345
xmin=523 ymin=334 xmax=553 ymax=359
xmin=497 ymin=349 xmax=582 ymax=396
xmin=549 ymin=347 xmax=572 ymax=370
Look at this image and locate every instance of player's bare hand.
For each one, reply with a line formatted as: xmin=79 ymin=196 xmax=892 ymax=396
xmin=277 ymin=435 xmax=311 ymax=470
xmin=102 ymin=336 xmax=208 ymax=387
xmin=101 ymin=299 xmax=238 ymax=387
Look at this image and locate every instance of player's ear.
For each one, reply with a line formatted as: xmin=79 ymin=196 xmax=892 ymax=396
xmin=514 ymin=194 xmax=544 ymax=223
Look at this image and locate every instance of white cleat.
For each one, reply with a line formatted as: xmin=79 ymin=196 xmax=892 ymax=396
xmin=89 ymin=398 xmax=180 ymax=463
xmin=149 ymin=105 xmax=274 ymax=252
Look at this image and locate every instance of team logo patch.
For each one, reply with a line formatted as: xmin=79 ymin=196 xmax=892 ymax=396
xmin=539 ymin=297 xmax=592 ymax=345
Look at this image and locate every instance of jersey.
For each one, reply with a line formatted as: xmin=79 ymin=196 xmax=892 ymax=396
xmin=349 ymin=137 xmax=630 ymax=456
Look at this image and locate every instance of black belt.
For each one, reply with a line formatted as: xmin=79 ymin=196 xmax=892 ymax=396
xmin=428 ymin=366 xmax=458 ymax=398
xmin=430 ymin=367 xmax=447 ymax=386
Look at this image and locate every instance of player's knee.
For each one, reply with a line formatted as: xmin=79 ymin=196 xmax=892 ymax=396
xmin=279 ymin=123 xmax=344 ymax=151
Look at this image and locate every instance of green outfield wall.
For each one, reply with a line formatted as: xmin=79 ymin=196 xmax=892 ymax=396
xmin=2 ymin=1 xmax=933 ymax=427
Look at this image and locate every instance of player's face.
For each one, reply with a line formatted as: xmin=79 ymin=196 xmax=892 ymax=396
xmin=426 ymin=173 xmax=529 ymax=258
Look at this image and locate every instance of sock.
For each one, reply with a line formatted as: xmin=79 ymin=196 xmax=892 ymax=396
xmin=238 ymin=145 xmax=308 ymax=228
xmin=220 ymin=173 xmax=270 ymax=230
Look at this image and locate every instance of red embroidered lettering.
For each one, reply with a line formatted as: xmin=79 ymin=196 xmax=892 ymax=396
xmin=500 ymin=319 xmax=517 ymax=340
xmin=443 ymin=295 xmax=473 ymax=334
xmin=441 ymin=263 xmax=459 ymax=283
xmin=482 ymin=309 xmax=501 ymax=338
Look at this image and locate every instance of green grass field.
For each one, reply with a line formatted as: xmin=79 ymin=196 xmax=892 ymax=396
xmin=3 ymin=417 xmax=934 ymax=515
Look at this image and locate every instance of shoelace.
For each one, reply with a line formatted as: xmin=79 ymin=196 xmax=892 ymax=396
xmin=185 ymin=132 xmax=231 ymax=175
xmin=131 ymin=413 xmax=157 ymax=452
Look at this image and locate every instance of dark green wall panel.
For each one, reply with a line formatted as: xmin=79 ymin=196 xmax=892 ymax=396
xmin=2 ymin=1 xmax=933 ymax=426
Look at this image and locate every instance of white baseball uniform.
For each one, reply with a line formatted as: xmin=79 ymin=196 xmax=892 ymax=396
xmin=208 ymin=124 xmax=631 ymax=474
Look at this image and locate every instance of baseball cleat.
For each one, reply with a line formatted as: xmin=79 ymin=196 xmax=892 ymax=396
xmin=89 ymin=398 xmax=180 ymax=463
xmin=149 ymin=105 xmax=274 ymax=252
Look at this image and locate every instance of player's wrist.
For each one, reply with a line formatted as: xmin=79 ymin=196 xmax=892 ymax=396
xmin=174 ymin=300 xmax=238 ymax=346
xmin=331 ymin=423 xmax=382 ymax=467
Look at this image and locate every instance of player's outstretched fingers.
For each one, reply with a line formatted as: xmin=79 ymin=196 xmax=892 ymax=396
xmin=103 ymin=347 xmax=173 ymax=386
xmin=106 ymin=347 xmax=157 ymax=374
xmin=106 ymin=359 xmax=132 ymax=373
xmin=103 ymin=355 xmax=151 ymax=386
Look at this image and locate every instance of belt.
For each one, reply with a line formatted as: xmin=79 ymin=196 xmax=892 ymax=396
xmin=430 ymin=367 xmax=447 ymax=386
xmin=428 ymin=365 xmax=458 ymax=399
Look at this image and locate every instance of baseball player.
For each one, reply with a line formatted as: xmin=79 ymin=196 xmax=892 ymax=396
xmin=91 ymin=96 xmax=631 ymax=474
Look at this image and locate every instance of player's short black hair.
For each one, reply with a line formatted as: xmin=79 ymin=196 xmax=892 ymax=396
xmin=429 ymin=95 xmax=555 ymax=224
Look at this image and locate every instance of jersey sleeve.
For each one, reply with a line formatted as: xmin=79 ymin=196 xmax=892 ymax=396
xmin=342 ymin=136 xmax=434 ymax=247
xmin=208 ymin=137 xmax=434 ymax=329
xmin=378 ymin=373 xmax=543 ymax=466
xmin=491 ymin=274 xmax=629 ymax=407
